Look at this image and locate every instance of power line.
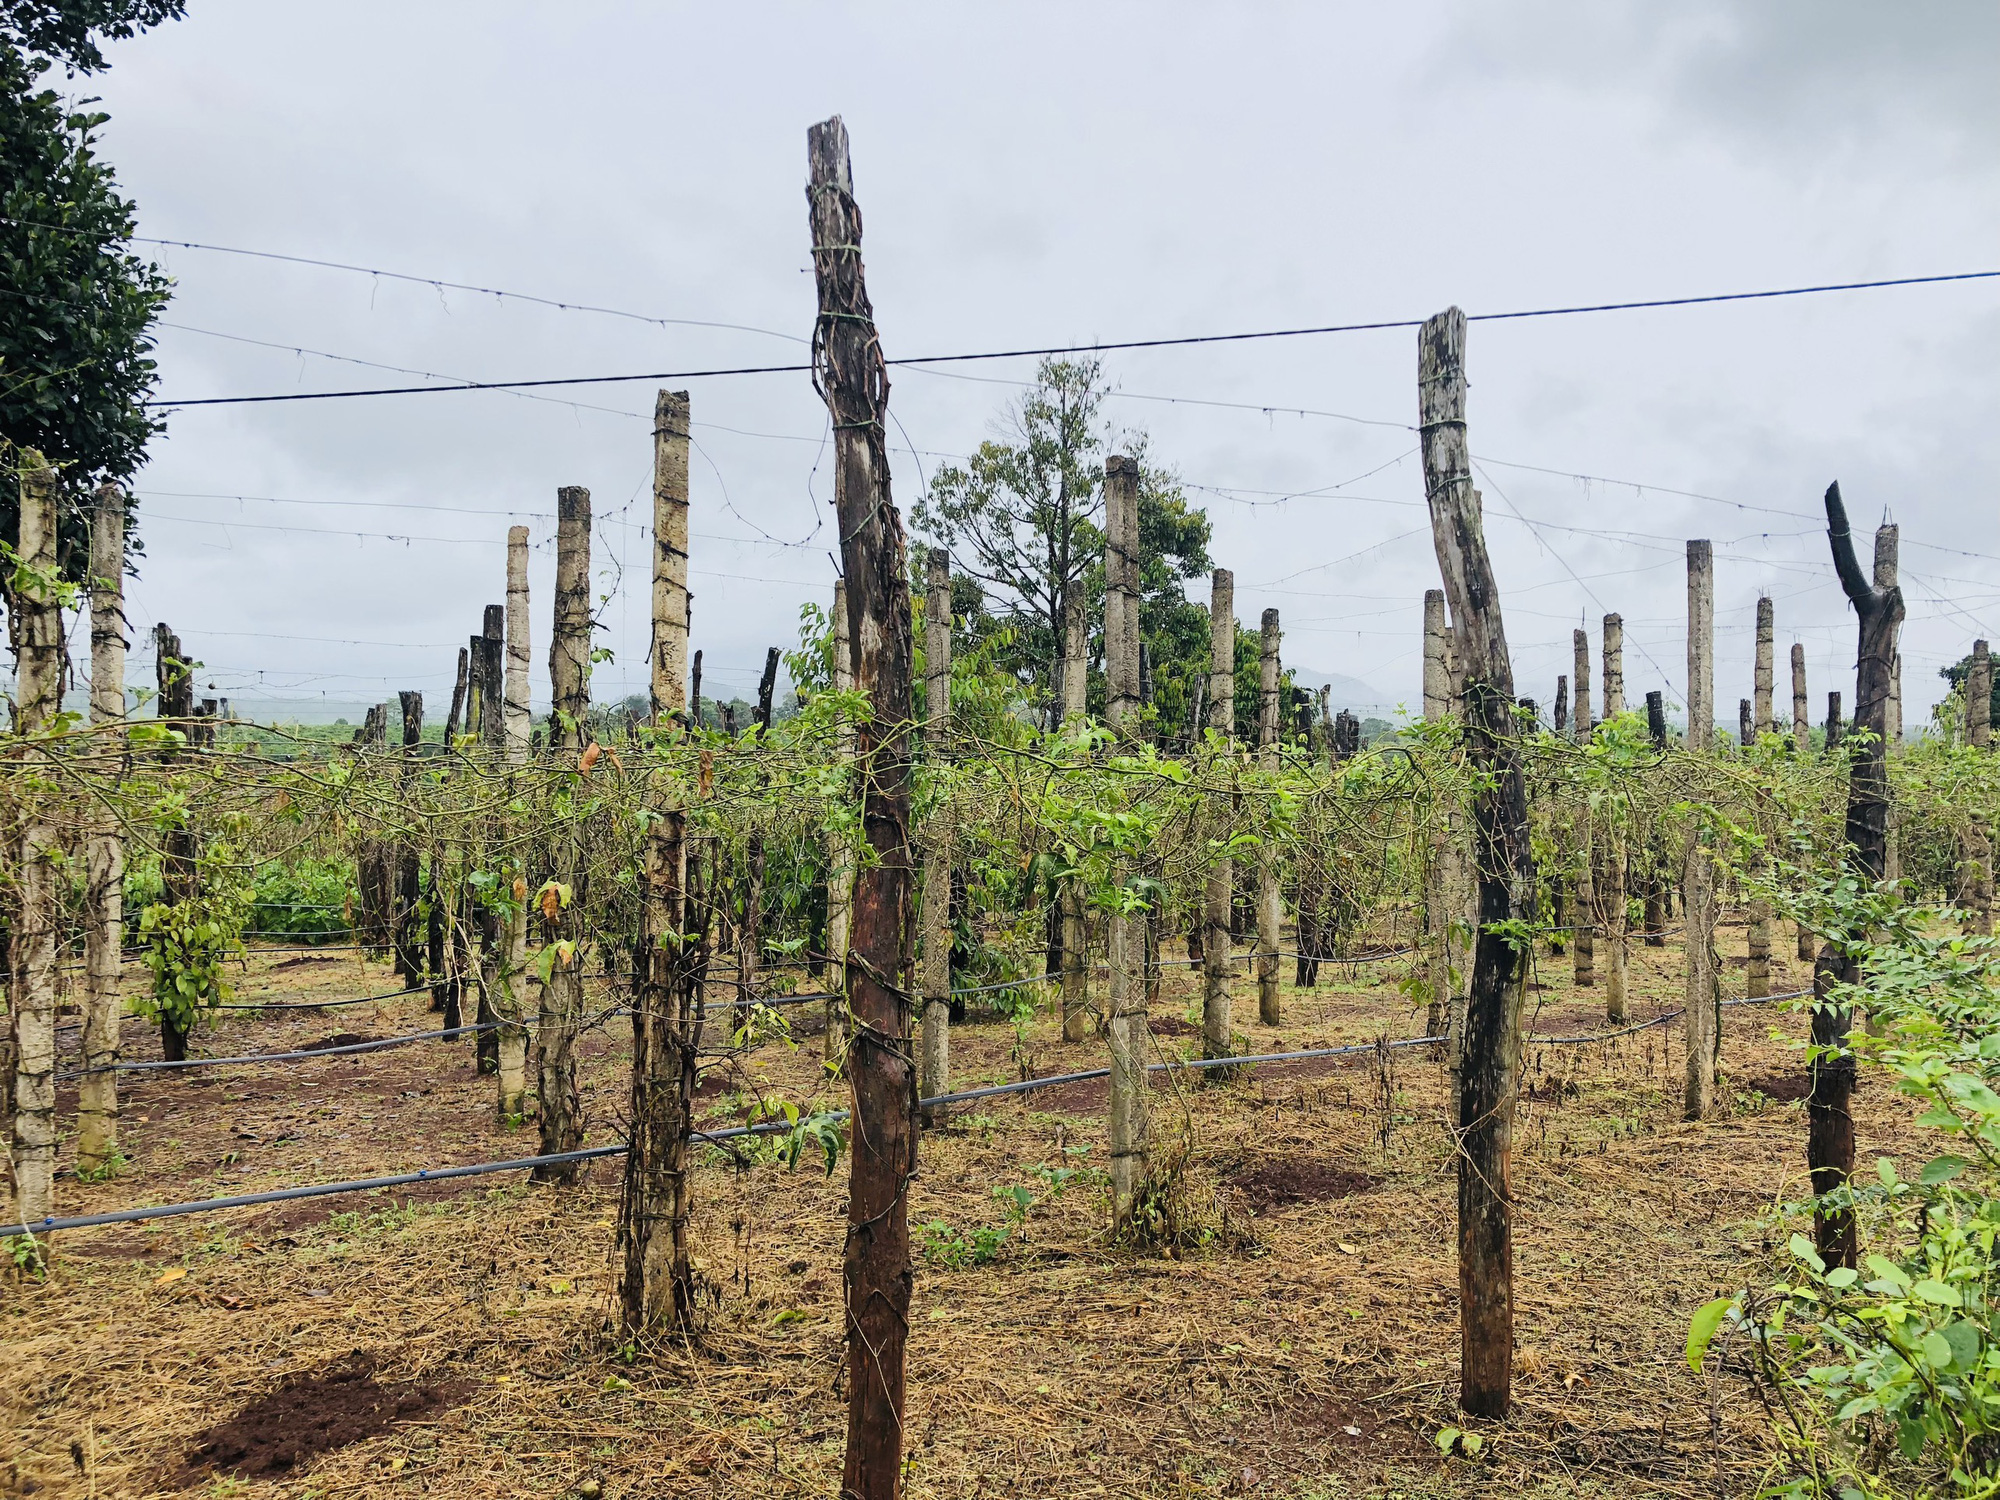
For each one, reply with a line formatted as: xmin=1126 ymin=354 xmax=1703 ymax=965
xmin=146 ymin=269 xmax=2000 ymax=408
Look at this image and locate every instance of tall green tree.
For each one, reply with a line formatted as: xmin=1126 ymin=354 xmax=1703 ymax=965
xmin=914 ymin=357 xmax=1212 ymax=730
xmin=1 ymin=0 xmax=180 ymax=578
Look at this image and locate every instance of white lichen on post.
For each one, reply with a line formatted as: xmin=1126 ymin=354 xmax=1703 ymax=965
xmin=919 ymin=551 xmax=953 ymax=1110
xmin=78 ymin=480 xmax=127 ymax=1177
xmin=1684 ymin=540 xmax=1720 ymax=1118
xmin=1201 ymin=569 xmax=1235 ymax=1062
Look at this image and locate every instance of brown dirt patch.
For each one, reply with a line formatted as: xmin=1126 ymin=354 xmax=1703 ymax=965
xmin=180 ymin=1351 xmax=464 ymax=1481
xmin=270 ymin=954 xmax=345 ymax=971
xmin=1149 ymin=1015 xmax=1202 ymax=1038
xmin=1225 ymin=1154 xmax=1380 ymax=1213
xmin=302 ymin=1032 xmax=382 ymax=1052
xmin=1742 ymin=1071 xmax=1811 ymax=1104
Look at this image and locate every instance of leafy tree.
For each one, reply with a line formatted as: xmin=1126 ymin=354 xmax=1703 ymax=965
xmin=1 ymin=0 xmax=180 ymax=580
xmin=914 ymin=357 xmax=1211 ymax=729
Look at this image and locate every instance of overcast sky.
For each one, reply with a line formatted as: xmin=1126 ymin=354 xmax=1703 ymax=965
xmin=80 ymin=1 xmax=1999 ymax=726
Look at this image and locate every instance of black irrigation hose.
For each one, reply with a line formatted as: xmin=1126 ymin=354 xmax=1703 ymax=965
xmin=4 ymin=989 xmax=1810 ymax=1239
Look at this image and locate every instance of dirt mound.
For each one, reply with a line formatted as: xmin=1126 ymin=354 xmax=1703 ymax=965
xmin=182 ymin=1352 xmax=461 ymax=1480
xmin=1149 ymin=1015 xmax=1202 ymax=1038
xmin=302 ymin=1032 xmax=380 ymax=1052
xmin=270 ymin=954 xmax=344 ymax=971
xmin=1227 ymin=1155 xmax=1379 ymax=1213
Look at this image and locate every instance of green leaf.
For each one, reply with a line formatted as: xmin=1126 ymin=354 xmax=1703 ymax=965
xmin=1686 ymin=1297 xmax=1733 ymax=1372
xmin=1921 ymin=1330 xmax=1954 ymax=1369
xmin=1824 ymin=1267 xmax=1858 ymax=1289
xmin=1865 ymin=1255 xmax=1911 ymax=1291
xmin=1458 ymin=1432 xmax=1484 ymax=1457
xmin=1433 ymin=1427 xmax=1461 ymax=1454
xmin=1789 ymin=1233 xmax=1827 ymax=1276
xmin=1941 ymin=1320 xmax=1980 ymax=1371
xmin=1912 ymin=1279 xmax=1961 ymax=1307
xmin=1898 ymin=1417 xmax=1927 ymax=1461
xmin=1920 ymin=1155 xmax=1969 ymax=1186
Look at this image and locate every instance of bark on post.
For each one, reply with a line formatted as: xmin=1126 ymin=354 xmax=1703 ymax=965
xmin=1418 ymin=309 xmax=1535 ymax=1420
xmin=808 ymin=118 xmax=921 ymax=1500
xmin=77 ymin=481 xmax=127 ymax=1177
xmin=152 ymin=623 xmax=197 ymax=1062
xmin=1571 ymin=627 xmax=1592 ymax=740
xmin=1601 ymin=614 xmax=1624 ymax=718
xmin=1255 ymin=607 xmax=1283 ymax=1026
xmin=1422 ymin=589 xmax=1453 ymax=1044
xmin=1827 ymin=692 xmax=1844 ymax=752
xmin=1965 ymin=641 xmax=1993 ymax=938
xmin=1739 ymin=699 xmax=1754 ymax=753
xmin=919 ymin=551 xmax=953 ymax=1114
xmin=1553 ymin=675 xmax=1568 ymax=733
xmin=1061 ymin=589 xmax=1091 ymax=1042
xmin=1809 ymin=493 xmax=1903 ymax=1268
xmin=1792 ymin=644 xmax=1810 ymax=753
xmin=1201 ymin=570 xmax=1236 ymax=1062
xmin=652 ymin=390 xmax=693 ymax=725
xmin=825 ymin=579 xmax=854 ymax=1069
xmin=506 ymin=527 xmax=532 ymax=760
xmin=393 ymin=693 xmax=424 ymax=985
xmin=1102 ymin=454 xmax=1150 ymax=1228
xmin=1684 ymin=541 xmax=1721 ymax=1118
xmin=10 ymin=453 xmax=60 ymax=1227
xmin=445 ymin=645 xmax=469 ymax=745
xmin=534 ymin=485 xmax=591 ymax=1181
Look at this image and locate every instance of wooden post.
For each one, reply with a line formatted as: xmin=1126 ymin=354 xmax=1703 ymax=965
xmin=479 ymin=605 xmax=506 ymax=756
xmin=919 ymin=551 xmax=953 ymax=1113
xmin=1747 ymin=606 xmax=1774 ymax=998
xmin=1255 ymin=607 xmax=1283 ymax=1025
xmin=445 ymin=645 xmax=469 ymax=745
xmin=1809 ymin=488 xmax=1902 ymax=1269
xmin=10 ymin=453 xmax=61 ymax=1228
xmin=1102 ymin=454 xmax=1149 ymax=1228
xmin=534 ymin=485 xmax=591 ymax=1181
xmin=1553 ymin=675 xmax=1568 ymax=733
xmin=1739 ymin=699 xmax=1753 ymax=753
xmin=742 ymin=646 xmax=780 ymax=1013
xmin=653 ymin=390 xmax=692 ymax=725
xmin=1200 ymin=570 xmax=1235 ymax=1061
xmin=1964 ymin=641 xmax=1994 ymax=938
xmin=808 ymin=118 xmax=922 ymax=1500
xmin=1791 ymin=644 xmax=1809 ymax=753
xmin=1601 ymin=614 xmax=1624 ymax=718
xmin=1827 ymin=691 xmax=1844 ymax=752
xmin=1684 ymin=541 xmax=1720 ymax=1118
xmin=1060 ymin=590 xmax=1091 ymax=1041
xmin=152 ymin=623 xmax=197 ymax=1062
xmin=1753 ymin=597 xmax=1775 ymax=737
xmin=690 ymin=649 xmax=704 ymax=729
xmin=506 ymin=527 xmax=532 ymax=760
xmin=1418 ymin=309 xmax=1535 ymax=1420
xmin=77 ymin=481 xmax=127 ymax=1177
xmin=826 ymin=579 xmax=854 ymax=1068
xmin=1571 ymin=627 xmax=1593 ymax=740
xmin=394 ymin=692 xmax=424 ymax=985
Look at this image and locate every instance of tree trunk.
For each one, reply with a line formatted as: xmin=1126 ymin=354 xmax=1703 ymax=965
xmin=77 ymin=480 xmax=127 ymax=1178
xmin=534 ymin=485 xmax=592 ymax=1181
xmin=808 ymin=118 xmax=921 ymax=1500
xmin=1255 ymin=607 xmax=1283 ymax=1026
xmin=10 ymin=452 xmax=61 ymax=1228
xmin=1684 ymin=541 xmax=1721 ymax=1118
xmin=919 ymin=551 xmax=953 ymax=1116
xmin=1418 ymin=309 xmax=1534 ymax=1420
xmin=1810 ymin=488 xmax=1903 ymax=1269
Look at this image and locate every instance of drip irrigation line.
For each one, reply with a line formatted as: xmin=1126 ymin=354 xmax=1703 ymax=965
xmin=6 ymin=987 xmax=1813 ymax=1238
xmin=1530 ymin=987 xmax=1810 ymax=1046
xmin=212 ymin=983 xmax=428 ymax=1011
xmin=145 ymin=270 xmax=2000 ymax=407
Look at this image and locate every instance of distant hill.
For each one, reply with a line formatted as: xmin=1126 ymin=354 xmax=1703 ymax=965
xmin=1288 ymin=667 xmax=1404 ymax=720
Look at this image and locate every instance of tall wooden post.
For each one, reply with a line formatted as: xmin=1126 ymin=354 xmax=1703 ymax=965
xmin=505 ymin=527 xmax=532 ymax=760
xmin=445 ymin=646 xmax=469 ymax=744
xmin=1684 ymin=541 xmax=1720 ymax=1118
xmin=1827 ymin=692 xmax=1844 ymax=752
xmin=1418 ymin=309 xmax=1535 ymax=1420
xmin=394 ymin=692 xmax=424 ymax=985
xmin=152 ymin=623 xmax=197 ymax=1062
xmin=1571 ymin=627 xmax=1593 ymax=739
xmin=1255 ymin=608 xmax=1283 ymax=1025
xmin=919 ymin=551 xmax=954 ymax=1113
xmin=1060 ymin=590 xmax=1091 ymax=1042
xmin=742 ymin=646 xmax=779 ymax=1013
xmin=1797 ymin=635 xmax=1816 ymax=961
xmin=1601 ymin=614 xmax=1624 ymax=718
xmin=1809 ymin=489 xmax=1903 ymax=1270
xmin=625 ymin=393 xmax=696 ymax=1329
xmin=77 ymin=481 xmax=127 ymax=1177
xmin=10 ymin=453 xmax=61 ymax=1228
xmin=1753 ymin=597 xmax=1774 ymax=735
xmin=1102 ymin=454 xmax=1150 ymax=1229
xmin=653 ymin=390 xmax=692 ymax=725
xmin=534 ymin=485 xmax=591 ymax=1181
xmin=825 ymin=579 xmax=854 ymax=1068
xmin=1201 ymin=570 xmax=1236 ymax=1061
xmin=1571 ymin=629 xmax=1595 ymax=989
xmin=1960 ymin=644 xmax=1992 ymax=940
xmin=808 ymin=118 xmax=921 ymax=1500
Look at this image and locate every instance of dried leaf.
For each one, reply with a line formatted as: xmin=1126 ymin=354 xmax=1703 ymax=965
xmin=154 ymin=1267 xmax=187 ymax=1286
xmin=579 ymin=743 xmax=602 ymax=774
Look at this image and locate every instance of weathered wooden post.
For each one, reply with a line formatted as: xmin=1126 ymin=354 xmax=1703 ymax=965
xmin=1103 ymin=453 xmax=1150 ymax=1228
xmin=393 ymin=692 xmax=424 ymax=986
xmin=1827 ymin=692 xmax=1844 ymax=752
xmin=152 ymin=622 xmax=197 ymax=1061
xmin=1753 ymin=597 xmax=1775 ymax=735
xmin=1599 ymin=614 xmax=1628 ymax=1019
xmin=1809 ymin=490 xmax=1903 ymax=1269
xmin=1571 ymin=629 xmax=1595 ymax=989
xmin=742 ymin=645 xmax=780 ymax=1013
xmin=77 ymin=481 xmax=127 ymax=1178
xmin=10 ymin=453 xmax=61 ymax=1227
xmin=1684 ymin=541 xmax=1721 ymax=1118
xmin=1421 ymin=588 xmax=1453 ymax=1045
xmin=1255 ymin=606 xmax=1283 ymax=1025
xmin=919 ymin=551 xmax=953 ymax=1113
xmin=1797 ymin=635 xmax=1817 ymax=962
xmin=1553 ymin=675 xmax=1568 ymax=732
xmin=1601 ymin=614 xmax=1624 ymax=717
xmin=1881 ymin=531 xmax=1905 ymax=885
xmin=1201 ymin=569 xmax=1236 ymax=1061
xmin=825 ymin=578 xmax=854 ymax=1068
xmin=1418 ymin=309 xmax=1535 ymax=1419
xmin=533 ymin=485 xmax=591 ymax=1181
xmin=808 ymin=117 xmax=922 ymax=1500
xmin=1960 ymin=644 xmax=1992 ymax=940
xmin=1060 ymin=589 xmax=1091 ymax=1042
xmin=622 ymin=389 xmax=698 ymax=1331
xmin=490 ymin=561 xmax=529 ymax=1103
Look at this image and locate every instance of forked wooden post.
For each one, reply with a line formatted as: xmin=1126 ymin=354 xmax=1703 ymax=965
xmin=1255 ymin=607 xmax=1283 ymax=1025
xmin=808 ymin=116 xmax=921 ymax=1500
xmin=1417 ymin=308 xmax=1534 ymax=1420
xmin=77 ymin=480 xmax=128 ymax=1178
xmin=1201 ymin=569 xmax=1236 ymax=1062
xmin=1684 ymin=540 xmax=1720 ymax=1119
xmin=919 ymin=550 xmax=954 ymax=1113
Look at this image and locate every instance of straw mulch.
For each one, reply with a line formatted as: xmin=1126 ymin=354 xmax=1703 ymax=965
xmin=1 ymin=921 xmax=1932 ymax=1498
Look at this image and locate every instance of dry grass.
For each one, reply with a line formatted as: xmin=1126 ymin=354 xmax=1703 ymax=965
xmin=0 ymin=921 xmax=1931 ymax=1498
